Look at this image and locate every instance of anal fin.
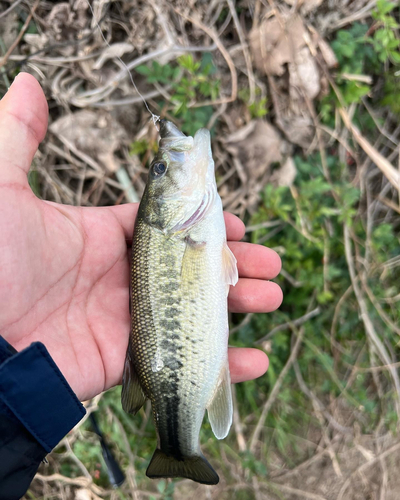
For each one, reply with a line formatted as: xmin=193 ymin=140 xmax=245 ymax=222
xmin=121 ymin=347 xmax=146 ymax=415
xmin=207 ymin=362 xmax=233 ymax=439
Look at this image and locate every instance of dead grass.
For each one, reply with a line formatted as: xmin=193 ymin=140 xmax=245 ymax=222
xmin=0 ymin=0 xmax=399 ymax=499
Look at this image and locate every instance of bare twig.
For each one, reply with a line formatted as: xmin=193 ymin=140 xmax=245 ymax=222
xmin=0 ymin=0 xmax=40 ymax=69
xmin=0 ymin=0 xmax=24 ymax=20
xmin=262 ymin=481 xmax=328 ymax=500
xmin=360 ymin=274 xmax=400 ymax=337
xmin=279 ymin=267 xmax=303 ymax=288
xmin=339 ymin=109 xmax=400 ymax=192
xmin=110 ymin=409 xmax=141 ymax=500
xmin=336 ymin=440 xmax=400 ymax=500
xmin=226 ymin=0 xmax=255 ymax=103
xmin=293 ymin=358 xmax=353 ymax=434
xmin=230 ymin=313 xmax=254 ymax=335
xmin=272 ymin=435 xmax=343 ymax=479
xmin=245 ymin=220 xmax=281 ymax=233
xmin=34 ymin=473 xmax=105 ymax=496
xmin=344 ymin=225 xmax=400 ymax=418
xmin=170 ymin=7 xmax=238 ymax=105
xmin=67 ymin=44 xmax=216 ymax=107
xmin=63 ymin=437 xmax=92 ymax=479
xmin=256 ymin=307 xmax=320 ymax=344
xmin=232 ymin=385 xmax=246 ymax=452
xmin=330 ymin=0 xmax=379 ymax=30
xmin=250 ymin=326 xmax=306 ymax=453
xmin=345 ymin=360 xmax=400 ymax=374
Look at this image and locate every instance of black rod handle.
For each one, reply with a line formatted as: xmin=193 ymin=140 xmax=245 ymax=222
xmin=89 ymin=412 xmax=125 ymax=488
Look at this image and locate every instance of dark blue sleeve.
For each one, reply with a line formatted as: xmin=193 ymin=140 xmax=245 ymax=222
xmin=0 ymin=337 xmax=86 ymax=500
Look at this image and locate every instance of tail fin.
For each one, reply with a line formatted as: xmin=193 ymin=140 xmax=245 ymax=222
xmin=146 ymin=449 xmax=219 ymax=485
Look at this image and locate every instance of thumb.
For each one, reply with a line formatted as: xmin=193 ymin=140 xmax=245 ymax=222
xmin=0 ymin=72 xmax=48 ymax=185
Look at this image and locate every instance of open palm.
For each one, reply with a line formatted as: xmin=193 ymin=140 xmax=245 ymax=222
xmin=0 ymin=74 xmax=282 ymax=402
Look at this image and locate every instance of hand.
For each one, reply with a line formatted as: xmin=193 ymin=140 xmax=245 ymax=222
xmin=0 ymin=73 xmax=282 ymax=401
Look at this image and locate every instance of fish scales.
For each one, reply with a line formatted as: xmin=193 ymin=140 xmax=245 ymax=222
xmin=122 ymin=120 xmax=238 ymax=485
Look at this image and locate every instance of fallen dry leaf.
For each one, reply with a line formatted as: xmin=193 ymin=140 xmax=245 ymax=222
xmin=313 ymin=32 xmax=338 ymax=69
xmin=279 ymin=112 xmax=315 ymax=148
xmin=250 ymin=14 xmax=307 ymax=77
xmin=44 ymin=1 xmax=88 ymax=55
xmin=270 ymin=156 xmax=297 ymax=187
xmin=93 ymin=42 xmax=134 ymax=70
xmin=283 ymin=0 xmax=324 ymax=14
xmin=289 ymin=46 xmax=320 ymax=100
xmin=226 ymin=119 xmax=295 ymax=186
xmin=226 ymin=120 xmax=284 ymax=178
xmin=75 ymin=489 xmax=92 ymax=500
xmin=50 ymin=110 xmax=127 ymax=172
xmin=250 ymin=12 xmax=322 ymax=149
xmin=23 ymin=33 xmax=49 ymax=51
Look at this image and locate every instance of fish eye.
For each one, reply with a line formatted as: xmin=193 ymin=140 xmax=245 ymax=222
xmin=152 ymin=161 xmax=167 ymax=177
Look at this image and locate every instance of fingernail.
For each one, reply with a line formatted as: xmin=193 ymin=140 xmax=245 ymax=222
xmin=10 ymin=72 xmax=25 ymax=87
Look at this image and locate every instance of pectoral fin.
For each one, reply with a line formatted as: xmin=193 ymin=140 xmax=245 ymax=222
xmin=121 ymin=347 xmax=146 ymax=415
xmin=207 ymin=362 xmax=233 ymax=439
xmin=222 ymin=242 xmax=238 ymax=286
xmin=181 ymin=239 xmax=206 ymax=282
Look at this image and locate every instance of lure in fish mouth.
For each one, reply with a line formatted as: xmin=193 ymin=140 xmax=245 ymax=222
xmin=122 ymin=119 xmax=238 ymax=485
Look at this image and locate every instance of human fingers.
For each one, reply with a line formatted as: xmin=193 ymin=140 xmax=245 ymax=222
xmin=0 ymin=73 xmax=48 ymax=185
xmin=228 ymin=278 xmax=283 ymax=313
xmin=224 ymin=212 xmax=245 ymax=241
xmin=107 ymin=204 xmax=246 ymax=243
xmin=229 ymin=241 xmax=281 ymax=280
xmin=228 ymin=347 xmax=269 ymax=383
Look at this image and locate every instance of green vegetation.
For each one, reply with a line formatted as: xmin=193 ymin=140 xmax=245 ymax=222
xmin=370 ymin=0 xmax=400 ymax=64
xmin=238 ymin=88 xmax=269 ymax=119
xmin=233 ymin=2 xmax=400 ymax=460
xmin=237 ymin=152 xmax=399 ymax=456
xmin=136 ymin=53 xmax=220 ymax=136
xmin=322 ymin=1 xmax=400 ymax=120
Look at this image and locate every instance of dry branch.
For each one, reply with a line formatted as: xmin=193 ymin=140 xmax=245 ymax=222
xmin=336 ymin=440 xmax=400 ymax=500
xmin=256 ymin=307 xmax=320 ymax=344
xmin=0 ymin=0 xmax=40 ymax=69
xmin=249 ymin=325 xmax=306 ymax=453
xmin=343 ymin=225 xmax=400 ymax=417
xmin=262 ymin=481 xmax=328 ymax=500
xmin=339 ymin=108 xmax=400 ymax=193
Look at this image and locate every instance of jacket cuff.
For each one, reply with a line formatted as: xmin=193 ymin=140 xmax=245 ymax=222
xmin=0 ymin=338 xmax=86 ymax=452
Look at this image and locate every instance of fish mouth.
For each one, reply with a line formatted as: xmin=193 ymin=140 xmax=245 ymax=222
xmin=159 ymin=119 xmax=186 ymax=139
xmin=159 ymin=120 xmax=193 ymax=152
xmin=158 ymin=121 xmax=213 ymax=181
xmin=158 ymin=120 xmax=211 ymax=157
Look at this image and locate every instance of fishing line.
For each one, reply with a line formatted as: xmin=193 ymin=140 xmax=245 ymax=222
xmin=86 ymin=0 xmax=160 ymax=129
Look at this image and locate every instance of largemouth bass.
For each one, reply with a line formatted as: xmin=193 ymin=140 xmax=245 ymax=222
xmin=121 ymin=119 xmax=238 ymax=485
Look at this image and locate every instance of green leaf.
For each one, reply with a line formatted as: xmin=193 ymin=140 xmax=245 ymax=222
xmin=135 ymin=65 xmax=152 ymax=76
xmin=376 ymin=0 xmax=396 ymax=15
xmin=390 ymin=51 xmax=400 ymax=63
xmin=157 ymin=480 xmax=166 ymax=493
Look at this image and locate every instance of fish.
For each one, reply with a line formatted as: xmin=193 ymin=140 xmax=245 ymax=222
xmin=121 ymin=119 xmax=238 ymax=485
